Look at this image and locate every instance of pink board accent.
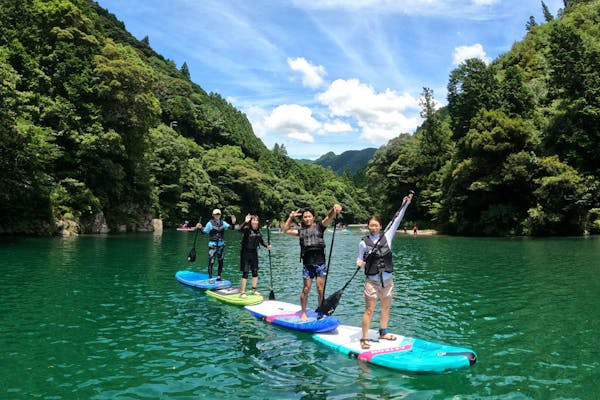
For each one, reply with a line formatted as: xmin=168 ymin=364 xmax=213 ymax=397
xmin=358 ymin=344 xmax=413 ymax=362
xmin=265 ymin=312 xmax=301 ymax=322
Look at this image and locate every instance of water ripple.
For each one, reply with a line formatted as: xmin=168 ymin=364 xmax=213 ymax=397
xmin=1 ymin=232 xmax=599 ymax=399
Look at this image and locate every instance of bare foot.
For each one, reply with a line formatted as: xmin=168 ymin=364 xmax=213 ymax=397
xmin=300 ymin=313 xmax=308 ymax=321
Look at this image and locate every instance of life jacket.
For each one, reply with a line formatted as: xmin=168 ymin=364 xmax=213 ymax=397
xmin=362 ymin=235 xmax=393 ymax=276
xmin=209 ymin=219 xmax=225 ymax=242
xmin=299 ymin=223 xmax=326 ymax=264
xmin=242 ymin=228 xmax=263 ymax=251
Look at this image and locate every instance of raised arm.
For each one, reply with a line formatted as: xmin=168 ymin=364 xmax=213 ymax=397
xmin=284 ymin=209 xmax=302 ymax=236
xmin=239 ymin=214 xmax=252 ymax=230
xmin=322 ymin=203 xmax=342 ymax=227
xmin=384 ymin=193 xmax=413 ymax=245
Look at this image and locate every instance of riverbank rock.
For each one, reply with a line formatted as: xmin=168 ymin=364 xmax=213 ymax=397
xmin=56 ymin=217 xmax=79 ymax=236
xmin=152 ymin=218 xmax=163 ymax=234
xmin=88 ymin=211 xmax=110 ymax=234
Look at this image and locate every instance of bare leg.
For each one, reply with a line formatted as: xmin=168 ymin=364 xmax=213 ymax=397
xmin=362 ymin=297 xmax=376 ymax=339
xmin=240 ymin=277 xmax=247 ymax=293
xmin=300 ymin=278 xmax=312 ymax=321
xmin=315 ymin=275 xmax=326 ymax=309
xmin=379 ymin=295 xmax=392 ymax=330
xmin=251 ymin=276 xmax=259 ymax=294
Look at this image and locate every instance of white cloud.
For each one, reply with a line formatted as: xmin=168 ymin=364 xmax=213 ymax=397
xmin=453 ymin=43 xmax=490 ymax=65
xmin=318 ymin=78 xmax=421 ymax=143
xmin=263 ymin=104 xmax=321 ymax=143
xmin=471 ymin=0 xmax=497 ymax=5
xmin=247 ymin=78 xmax=423 ymax=148
xmin=321 ymin=119 xmax=352 ymax=134
xmin=242 ymin=105 xmax=269 ymax=138
xmin=288 ymin=132 xmax=315 ymax=142
xmin=287 ymin=57 xmax=327 ymax=89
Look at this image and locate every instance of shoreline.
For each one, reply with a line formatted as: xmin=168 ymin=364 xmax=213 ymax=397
xmin=397 ymin=229 xmax=438 ymax=236
xmin=347 ymin=224 xmax=439 ymax=236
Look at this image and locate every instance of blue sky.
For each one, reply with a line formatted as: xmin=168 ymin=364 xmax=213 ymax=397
xmin=95 ymin=0 xmax=563 ymax=159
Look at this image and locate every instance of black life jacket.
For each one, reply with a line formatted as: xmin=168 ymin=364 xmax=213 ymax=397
xmin=242 ymin=228 xmax=263 ymax=251
xmin=209 ymin=219 xmax=225 ymax=242
xmin=363 ymin=235 xmax=393 ymax=275
xmin=299 ymin=223 xmax=326 ymax=264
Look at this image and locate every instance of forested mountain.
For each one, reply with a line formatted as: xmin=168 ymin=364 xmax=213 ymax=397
xmin=312 ymin=148 xmax=377 ymax=175
xmin=3 ymin=0 xmax=599 ymax=237
xmin=0 ymin=0 xmax=370 ymax=235
xmin=364 ymin=0 xmax=600 ymax=236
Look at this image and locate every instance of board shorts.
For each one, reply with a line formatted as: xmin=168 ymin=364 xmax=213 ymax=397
xmin=363 ymin=277 xmax=394 ymax=300
xmin=303 ymin=263 xmax=327 ymax=279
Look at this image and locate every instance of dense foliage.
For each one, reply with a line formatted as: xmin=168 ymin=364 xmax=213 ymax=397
xmin=0 ymin=0 xmax=370 ymax=235
xmin=364 ymin=0 xmax=600 ymax=235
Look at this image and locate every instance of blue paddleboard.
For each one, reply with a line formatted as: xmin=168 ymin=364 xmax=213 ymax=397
xmin=244 ymin=300 xmax=340 ymax=333
xmin=175 ymin=270 xmax=232 ymax=289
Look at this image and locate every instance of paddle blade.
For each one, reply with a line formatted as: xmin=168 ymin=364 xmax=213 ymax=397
xmin=187 ymin=247 xmax=196 ymax=262
xmin=268 ymin=289 xmax=275 ymax=300
xmin=317 ymin=289 xmax=344 ymax=316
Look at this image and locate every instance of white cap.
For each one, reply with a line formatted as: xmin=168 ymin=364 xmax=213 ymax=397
xmin=212 ymin=208 xmax=222 ymax=215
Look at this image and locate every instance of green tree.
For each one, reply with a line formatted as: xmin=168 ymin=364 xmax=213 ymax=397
xmin=180 ymin=61 xmax=191 ymax=80
xmin=365 ymin=134 xmax=418 ymax=220
xmin=447 ymin=58 xmax=499 ymax=141
xmin=545 ymin=23 xmax=600 ymax=176
xmin=498 ymin=65 xmax=534 ymax=118
xmin=542 ymin=1 xmax=554 ymax=22
xmin=523 ymin=156 xmax=588 ymax=235
xmin=546 ymin=24 xmax=585 ymax=99
xmin=92 ymin=38 xmax=161 ymax=222
xmin=526 ymin=16 xmax=538 ymax=32
xmin=440 ymin=110 xmax=537 ymax=235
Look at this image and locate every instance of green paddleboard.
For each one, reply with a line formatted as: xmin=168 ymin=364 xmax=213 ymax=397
xmin=205 ymin=287 xmax=263 ymax=306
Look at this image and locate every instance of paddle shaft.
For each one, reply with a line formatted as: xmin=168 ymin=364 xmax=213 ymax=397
xmin=187 ymin=217 xmax=201 ymax=261
xmin=320 ymin=215 xmax=338 ymax=304
xmin=266 ymin=221 xmax=275 ymax=300
xmin=192 ymin=217 xmax=201 ymax=247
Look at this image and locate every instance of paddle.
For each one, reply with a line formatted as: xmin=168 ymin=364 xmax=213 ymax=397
xmin=187 ymin=218 xmax=201 ymax=262
xmin=316 ymin=215 xmax=338 ymax=315
xmin=266 ymin=220 xmax=275 ymax=300
xmin=318 ymin=192 xmax=414 ymax=316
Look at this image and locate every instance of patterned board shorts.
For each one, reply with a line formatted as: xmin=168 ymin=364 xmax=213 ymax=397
xmin=363 ymin=278 xmax=394 ymax=300
xmin=303 ymin=263 xmax=327 ymax=279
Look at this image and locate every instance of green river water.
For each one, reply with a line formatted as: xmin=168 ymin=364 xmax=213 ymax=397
xmin=1 ymin=230 xmax=599 ymax=399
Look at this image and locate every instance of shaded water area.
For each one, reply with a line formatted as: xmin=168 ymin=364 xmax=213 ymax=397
xmin=1 ymin=230 xmax=599 ymax=399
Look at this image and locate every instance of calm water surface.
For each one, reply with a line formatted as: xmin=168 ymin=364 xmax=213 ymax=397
xmin=1 ymin=230 xmax=599 ymax=399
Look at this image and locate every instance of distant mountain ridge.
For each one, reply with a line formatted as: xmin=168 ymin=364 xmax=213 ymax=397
xmin=307 ymin=148 xmax=377 ymax=175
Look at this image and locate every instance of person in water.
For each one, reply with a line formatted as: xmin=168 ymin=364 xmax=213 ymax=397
xmin=238 ymin=214 xmax=271 ymax=298
xmin=284 ymin=204 xmax=342 ymax=321
xmin=197 ymin=209 xmax=236 ymax=283
xmin=356 ymin=192 xmax=413 ymax=349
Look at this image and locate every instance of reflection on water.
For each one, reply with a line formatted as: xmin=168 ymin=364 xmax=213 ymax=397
xmin=1 ymin=231 xmax=599 ymax=399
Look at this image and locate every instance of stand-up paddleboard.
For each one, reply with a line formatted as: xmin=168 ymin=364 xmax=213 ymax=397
xmin=245 ymin=300 xmax=340 ymax=333
xmin=175 ymin=270 xmax=232 ymax=290
xmin=313 ymin=325 xmax=476 ymax=373
xmin=206 ymin=287 xmax=263 ymax=306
